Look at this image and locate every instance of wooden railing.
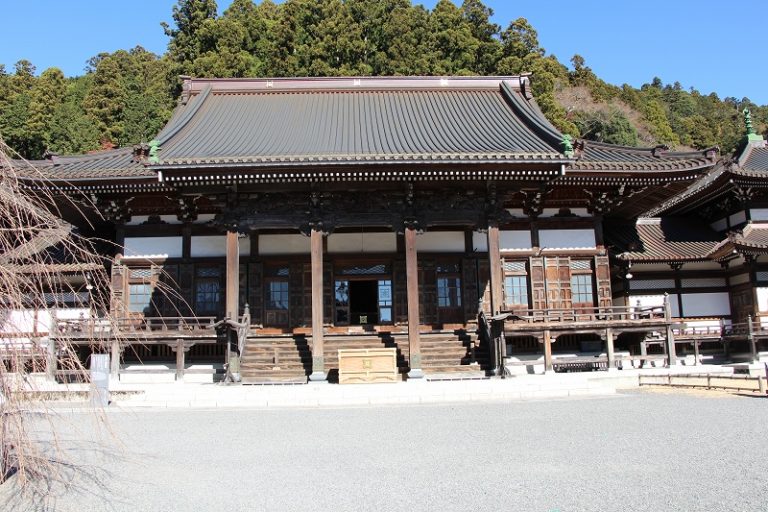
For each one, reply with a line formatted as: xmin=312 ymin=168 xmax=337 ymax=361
xmin=499 ymin=305 xmax=667 ymax=325
xmin=53 ymin=316 xmax=217 ymax=337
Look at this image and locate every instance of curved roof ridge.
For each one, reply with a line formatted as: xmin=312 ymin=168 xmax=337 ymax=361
xmin=154 ymin=85 xmax=213 ymax=145
xmin=498 ymin=80 xmax=564 ymax=154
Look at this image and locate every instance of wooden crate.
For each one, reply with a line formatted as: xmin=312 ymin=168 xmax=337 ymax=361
xmin=338 ymin=348 xmax=398 ymax=384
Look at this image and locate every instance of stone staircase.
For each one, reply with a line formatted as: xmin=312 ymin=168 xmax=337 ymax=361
xmin=239 ymin=335 xmax=312 ymax=384
xmin=239 ymin=329 xmax=489 ymax=383
xmin=420 ymin=331 xmax=488 ymax=379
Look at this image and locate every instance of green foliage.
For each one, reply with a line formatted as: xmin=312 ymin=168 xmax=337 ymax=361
xmin=1 ymin=0 xmax=766 ymax=158
xmin=574 ymin=109 xmax=639 ymax=146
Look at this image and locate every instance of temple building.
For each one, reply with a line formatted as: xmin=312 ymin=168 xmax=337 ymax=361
xmin=6 ymin=76 xmax=767 ymax=383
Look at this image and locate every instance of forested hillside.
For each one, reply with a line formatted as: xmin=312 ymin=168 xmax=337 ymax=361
xmin=1 ymin=0 xmax=765 ymax=160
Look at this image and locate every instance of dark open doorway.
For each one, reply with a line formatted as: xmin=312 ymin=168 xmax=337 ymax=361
xmin=349 ymin=280 xmax=378 ymax=324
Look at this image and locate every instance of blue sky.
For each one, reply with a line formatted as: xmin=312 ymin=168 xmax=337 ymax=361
xmin=1 ymin=0 xmax=765 ymax=104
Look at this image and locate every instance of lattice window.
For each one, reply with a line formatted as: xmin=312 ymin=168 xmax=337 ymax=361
xmin=266 ymin=281 xmax=289 ymax=310
xmin=195 ymin=267 xmax=221 ymax=313
xmin=629 ymin=279 xmax=675 ymax=290
xmin=378 ymin=279 xmax=393 ymax=323
xmin=504 ymin=276 xmax=529 ymax=307
xmin=571 ymin=274 xmax=594 ymax=305
xmin=570 ymin=260 xmax=591 ymax=271
xmin=503 ymin=261 xmax=526 ymax=273
xmin=437 ymin=261 xmax=461 ymax=309
xmin=130 ymin=268 xmax=153 ymax=279
xmin=129 ymin=284 xmax=153 ymax=313
xmin=338 ymin=264 xmax=390 ymax=276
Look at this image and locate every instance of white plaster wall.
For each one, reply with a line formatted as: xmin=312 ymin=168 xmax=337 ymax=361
xmin=1 ymin=308 xmax=89 ymax=335
xmin=710 ymin=218 xmax=728 ymax=232
xmin=538 ymin=229 xmax=596 ymax=249
xmin=416 ymin=231 xmax=465 ymax=252
xmin=505 ymin=208 xmax=524 ymax=218
xmin=680 ymin=292 xmax=731 ymax=317
xmin=750 ymin=209 xmax=768 ymax=221
xmin=729 ymin=210 xmax=747 ymax=226
xmin=259 ymin=234 xmax=311 ymax=255
xmin=124 ymin=237 xmax=183 ymax=258
xmin=472 ymin=231 xmax=488 ymax=252
xmin=188 ymin=235 xmax=251 ymax=257
xmin=757 ymin=288 xmax=768 ymax=313
xmin=191 ymin=236 xmax=226 ymax=257
xmin=500 ymin=230 xmax=532 ymax=251
xmin=730 ymin=273 xmax=750 ymax=285
xmin=328 ymin=232 xmax=396 ymax=253
xmin=472 ymin=230 xmax=532 ymax=252
xmin=629 ymin=294 xmax=680 ymax=317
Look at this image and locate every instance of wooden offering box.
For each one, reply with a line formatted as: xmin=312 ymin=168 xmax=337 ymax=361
xmin=338 ymin=348 xmax=398 ymax=384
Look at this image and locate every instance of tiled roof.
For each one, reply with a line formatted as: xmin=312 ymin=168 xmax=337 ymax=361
xmin=151 ymin=76 xmax=569 ymax=168
xmin=11 ymin=148 xmax=152 ymax=181
xmin=736 ymin=145 xmax=768 ymax=176
xmin=606 ymin=217 xmax=721 ymax=262
xmin=571 ymin=141 xmax=715 ymax=173
xmin=707 ymin=223 xmax=768 ymax=259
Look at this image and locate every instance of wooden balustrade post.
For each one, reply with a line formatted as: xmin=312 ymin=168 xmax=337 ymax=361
xmin=693 ymin=340 xmax=701 ymax=366
xmin=664 ymin=293 xmax=676 ymax=366
xmin=46 ymin=338 xmax=57 ymax=381
xmin=487 ymin=220 xmax=506 ymax=362
xmin=605 ymin=327 xmax=616 ymax=371
xmin=309 ymin=226 xmax=327 ymax=382
xmin=110 ymin=340 xmax=120 ymax=379
xmin=175 ymin=341 xmax=185 ymax=381
xmin=748 ymin=315 xmax=757 ymax=363
xmin=405 ymin=224 xmax=423 ymax=379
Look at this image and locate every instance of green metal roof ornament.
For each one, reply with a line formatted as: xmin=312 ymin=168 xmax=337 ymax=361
xmin=744 ymin=108 xmax=763 ymax=142
xmin=562 ymin=134 xmax=574 ymax=158
xmin=148 ymin=139 xmax=161 ymax=164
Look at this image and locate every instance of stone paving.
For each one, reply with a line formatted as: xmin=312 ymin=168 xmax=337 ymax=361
xmin=2 ymin=389 xmax=767 ymax=512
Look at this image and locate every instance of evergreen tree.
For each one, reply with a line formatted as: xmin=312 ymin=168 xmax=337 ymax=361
xmin=26 ymin=67 xmax=66 ymax=157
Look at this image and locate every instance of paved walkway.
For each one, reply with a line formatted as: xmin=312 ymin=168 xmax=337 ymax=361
xmin=3 ymin=390 xmax=767 ymax=512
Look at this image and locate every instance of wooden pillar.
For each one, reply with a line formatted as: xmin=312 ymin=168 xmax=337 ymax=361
xmin=175 ymin=341 xmax=185 ymax=381
xmin=543 ymin=329 xmax=553 ymax=374
xmin=664 ymin=293 xmax=676 ymax=366
xmin=487 ymin=221 xmax=506 ymax=363
xmin=46 ymin=338 xmax=57 ymax=381
xmin=748 ymin=315 xmax=758 ymax=363
xmin=309 ymin=227 xmax=326 ymax=381
xmin=605 ymin=327 xmax=616 ymax=371
xmin=225 ymin=230 xmax=240 ymax=319
xmin=405 ymin=225 xmax=423 ymax=379
xmin=110 ymin=340 xmax=120 ymax=379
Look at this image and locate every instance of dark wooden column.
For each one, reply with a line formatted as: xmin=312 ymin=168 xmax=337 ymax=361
xmin=487 ymin=221 xmax=506 ymax=367
xmin=487 ymin=221 xmax=503 ymax=315
xmin=543 ymin=329 xmax=553 ymax=373
xmin=605 ymin=327 xmax=616 ymax=371
xmin=405 ymin=225 xmax=423 ymax=379
xmin=309 ymin=226 xmax=327 ymax=381
xmin=225 ymin=230 xmax=240 ymax=319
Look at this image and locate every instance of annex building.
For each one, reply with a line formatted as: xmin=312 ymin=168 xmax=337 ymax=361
xmin=6 ymin=76 xmax=768 ymax=383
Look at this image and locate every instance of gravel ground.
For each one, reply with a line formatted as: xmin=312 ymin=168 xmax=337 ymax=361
xmin=2 ymin=389 xmax=767 ymax=512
